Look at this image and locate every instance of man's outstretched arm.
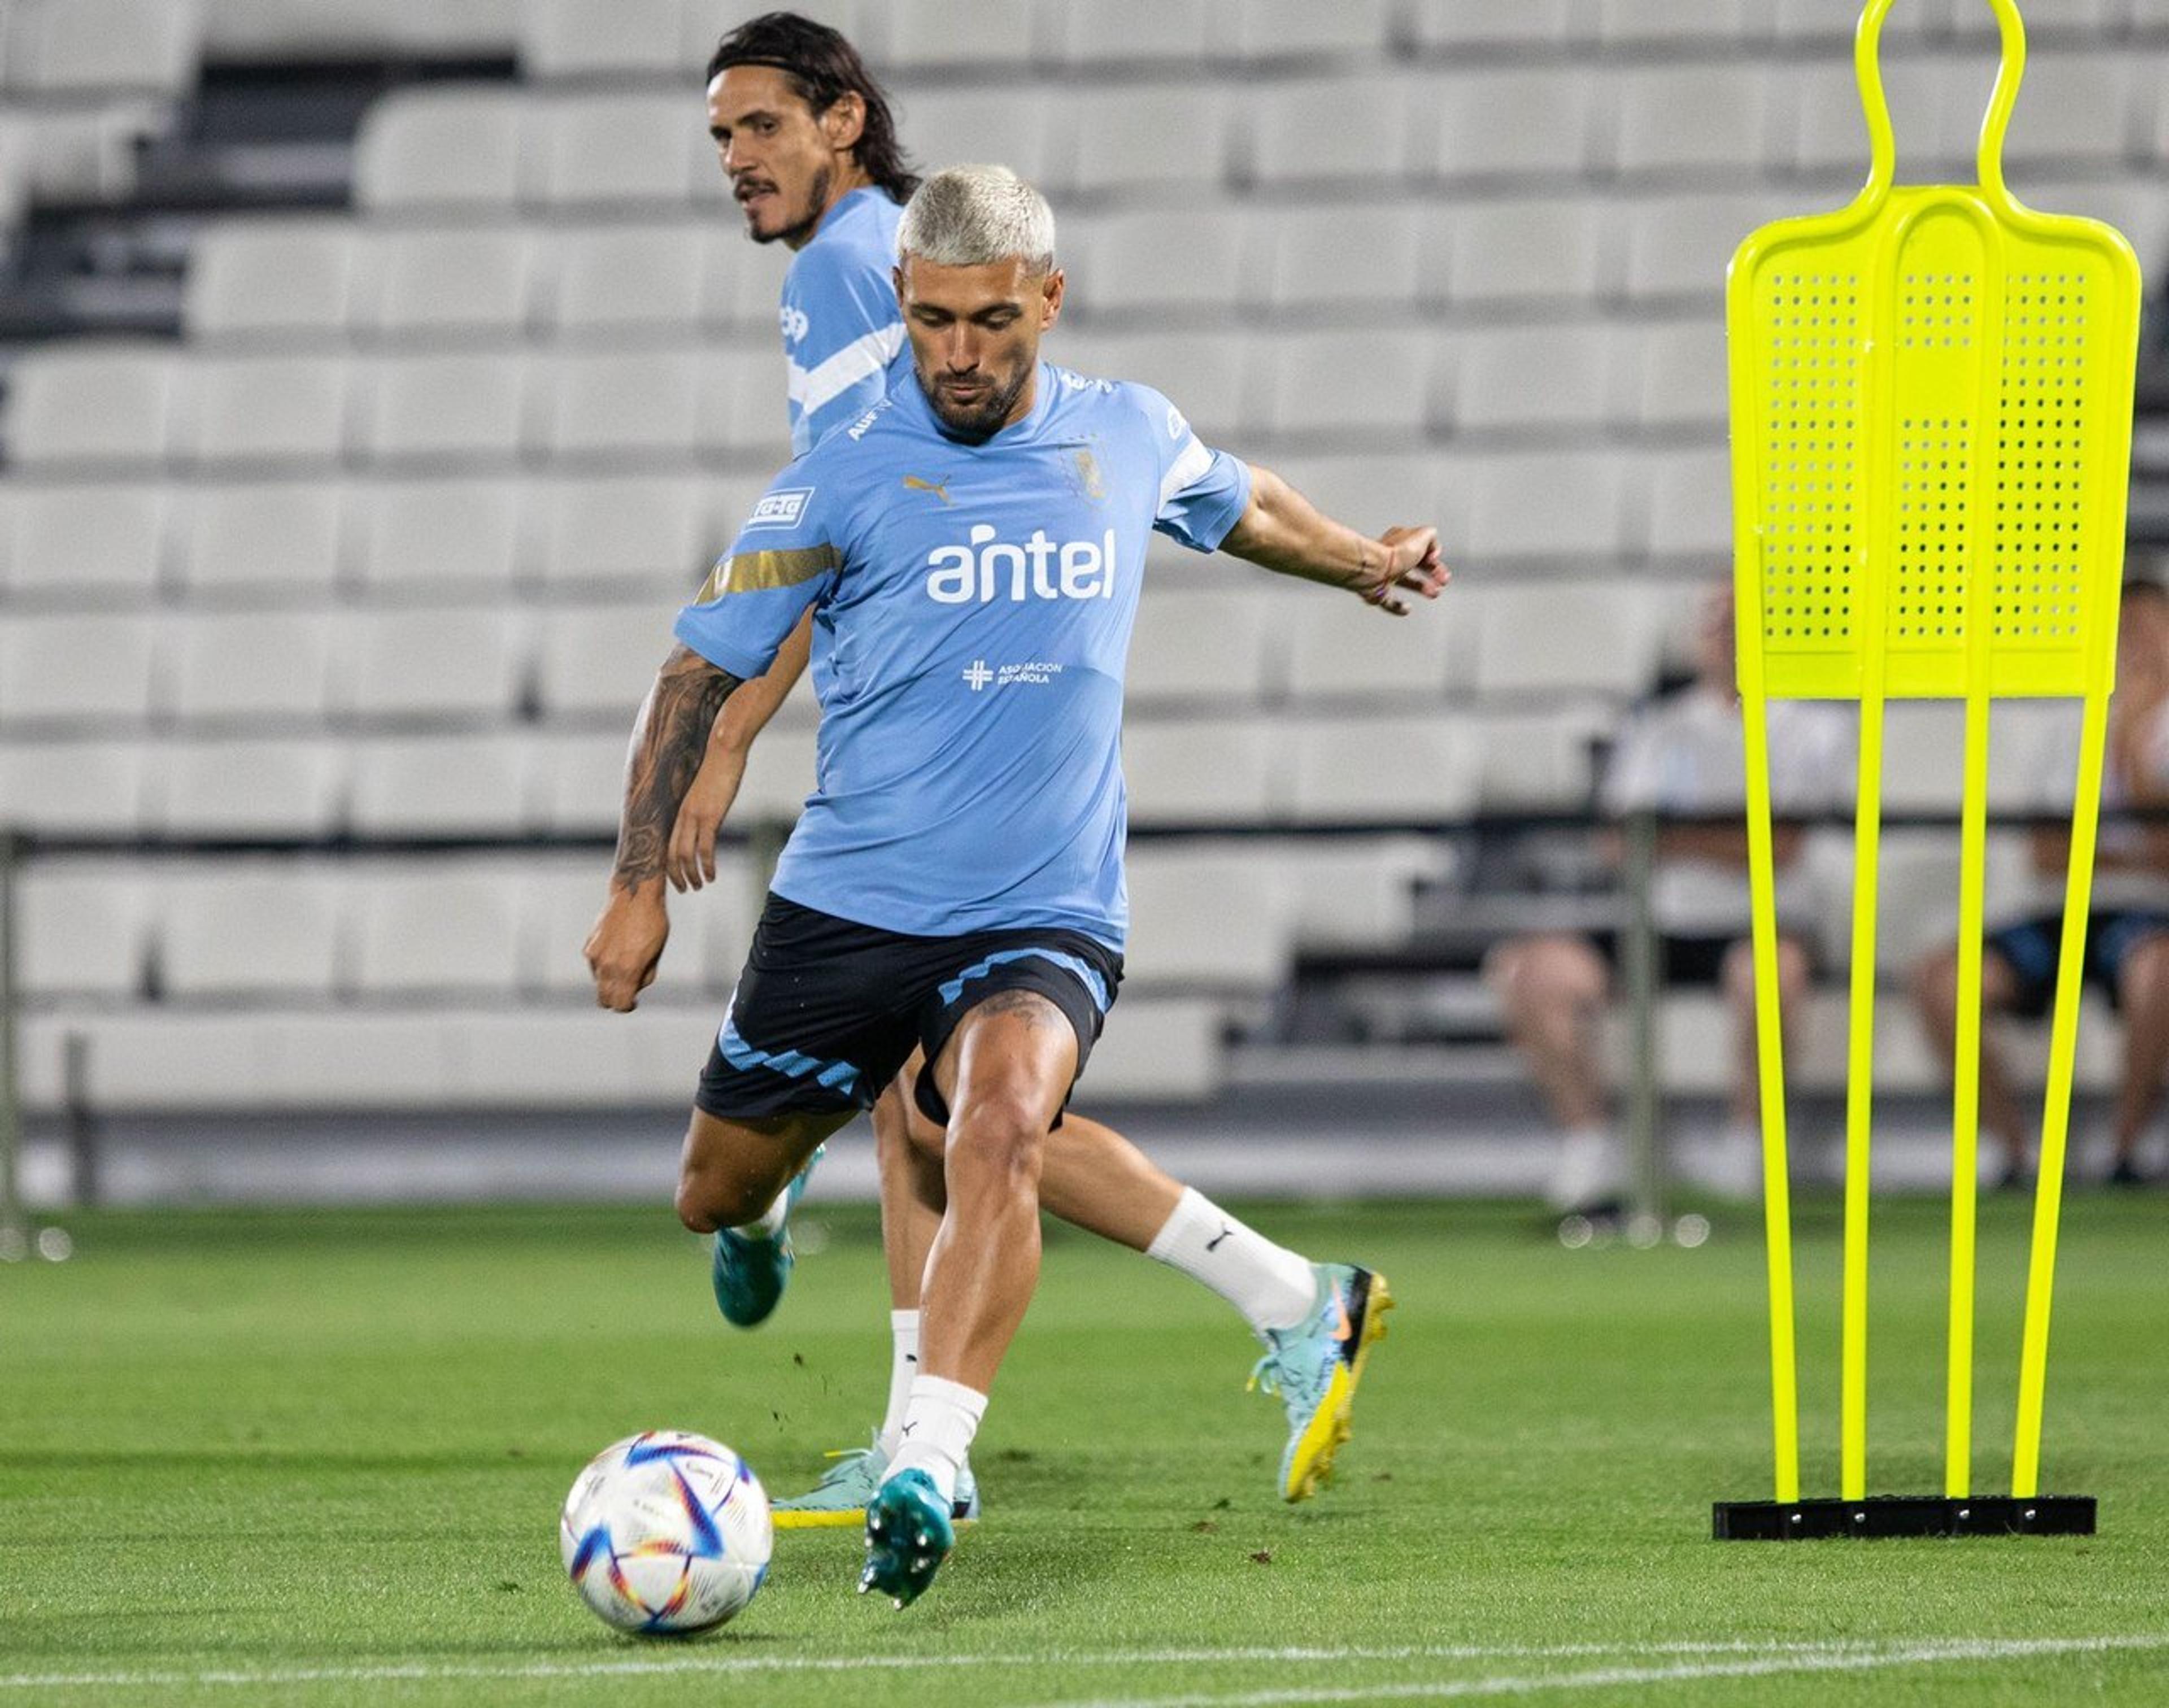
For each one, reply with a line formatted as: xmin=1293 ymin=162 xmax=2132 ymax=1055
xmin=586 ymin=643 xmax=743 ymax=1010
xmin=667 ymin=609 xmax=815 ymax=893
xmin=1218 ymin=464 xmax=1447 ymax=615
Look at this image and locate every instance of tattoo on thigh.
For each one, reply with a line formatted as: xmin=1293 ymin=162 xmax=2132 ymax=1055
xmin=973 ymin=988 xmax=1064 ymax=1029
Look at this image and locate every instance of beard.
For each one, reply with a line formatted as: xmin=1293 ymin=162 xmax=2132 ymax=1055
xmin=914 ymin=359 xmax=1032 ymax=442
xmin=748 ymin=164 xmax=830 ymax=248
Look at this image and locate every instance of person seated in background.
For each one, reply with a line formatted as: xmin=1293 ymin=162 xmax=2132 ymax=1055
xmin=1484 ymin=583 xmax=1853 ymax=1212
xmin=1910 ymin=574 xmax=2169 ymax=1190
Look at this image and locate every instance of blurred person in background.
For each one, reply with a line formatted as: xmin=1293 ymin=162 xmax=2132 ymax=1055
xmin=1484 ymin=583 xmax=1853 ymax=1212
xmin=1910 ymin=574 xmax=2169 ymax=1189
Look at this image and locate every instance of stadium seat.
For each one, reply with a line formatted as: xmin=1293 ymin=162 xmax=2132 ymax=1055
xmin=1932 ymin=0 xmax=2118 ymax=38
xmin=1122 ymin=846 xmax=1295 ymax=991
xmin=517 ymin=0 xmax=684 ymax=78
xmin=1247 ymin=204 xmax=1422 ymax=308
xmin=1216 ymin=0 xmax=1390 ymax=59
xmin=730 ymin=722 xmax=820 ymax=822
xmin=18 ymin=865 xmax=147 ymax=996
xmin=354 ymin=224 xmax=537 ymax=337
xmin=1243 ymin=75 xmax=1421 ymax=185
xmin=1282 ymin=591 xmax=1461 ymax=700
xmin=1047 ymin=85 xmax=1226 ymax=194
xmin=1997 ymin=51 xmax=2135 ymax=167
xmin=534 ymin=604 xmax=674 ymax=718
xmin=3 ymin=0 xmax=203 ymax=94
xmin=1127 ymin=586 xmax=1285 ymax=704
xmin=1076 ymin=208 xmax=1245 ymax=313
xmin=346 ymin=736 xmax=530 ymax=833
xmin=1264 ymin=454 xmax=1442 ymax=539
xmin=0 ymin=740 xmax=146 ymax=834
xmin=1409 ymin=0 xmax=1575 ymax=47
xmin=528 ymin=729 xmax=629 ymax=834
xmin=1463 ymin=580 xmax=1662 ymax=698
xmin=533 ymin=474 xmax=716 ymax=590
xmin=1595 ymin=0 xmax=1756 ymax=39
xmin=175 ymin=480 xmax=343 ymax=594
xmin=352 ymin=86 xmax=527 ymax=213
xmin=350 ymin=477 xmax=524 ymax=592
xmin=1072 ymin=329 xmax=1251 ymax=443
xmin=0 ymin=612 xmax=157 ymax=726
xmin=1449 ymin=323 xmax=1613 ymax=432
xmin=1436 ymin=198 xmax=1605 ymax=307
xmin=1880 ymin=701 xmax=1967 ymax=813
xmin=2 ymin=481 xmax=168 ymax=597
xmin=544 ymin=220 xmax=724 ymax=333
xmin=357 ymin=352 xmax=529 ymax=465
xmin=1122 ymin=714 xmax=1278 ymax=825
xmin=1259 ymin=329 xmax=1432 ymax=435
xmin=202 ymin=0 xmax=519 ymax=60
xmin=1086 ymin=996 xmax=1225 ymax=1100
xmin=3 ymin=343 xmax=177 ymax=469
xmin=1432 ymin=69 xmax=1598 ymax=180
xmin=532 ymin=92 xmax=705 ymax=208
xmin=1600 ymin=65 xmax=1775 ymax=176
xmin=1459 ymin=452 xmax=1627 ymax=559
xmin=1635 ymin=447 xmax=1733 ymax=559
xmin=541 ymin=347 xmax=731 ymax=461
xmin=1467 ymin=706 xmax=1611 ymax=808
xmin=177 ymin=354 xmax=351 ymax=469
xmin=1273 ymin=835 xmax=1452 ymax=947
xmin=895 ymin=86 xmax=1056 ymax=185
xmin=1611 ymin=319 xmax=1729 ymax=430
xmin=1279 ymin=715 xmax=1479 ymax=825
xmin=184 ymin=217 xmax=357 ymax=341
xmin=147 ymin=737 xmax=343 ymax=835
xmin=1615 ymin=192 xmax=1787 ymax=304
xmin=879 ymin=0 xmax=1036 ymax=67
xmin=346 ymin=864 xmax=525 ymax=995
xmin=521 ymin=849 xmax=756 ymax=996
xmin=156 ymin=866 xmax=343 ymax=995
xmin=167 ymin=610 xmax=336 ymax=722
xmin=1046 ymin=0 xmax=1210 ymax=63
xmin=341 ymin=608 xmax=526 ymax=720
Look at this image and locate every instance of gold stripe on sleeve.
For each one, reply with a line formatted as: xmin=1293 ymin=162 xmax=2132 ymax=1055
xmin=695 ymin=543 xmax=842 ymax=603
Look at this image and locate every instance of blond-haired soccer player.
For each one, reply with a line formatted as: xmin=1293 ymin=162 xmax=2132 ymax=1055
xmin=586 ymin=165 xmax=1443 ymax=1602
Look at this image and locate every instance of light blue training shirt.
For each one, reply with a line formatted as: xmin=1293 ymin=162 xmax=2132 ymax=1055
xmin=779 ymin=185 xmax=908 ymax=456
xmin=675 ymin=362 xmax=1253 ymax=948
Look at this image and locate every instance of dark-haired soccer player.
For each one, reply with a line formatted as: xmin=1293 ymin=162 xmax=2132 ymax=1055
xmin=587 ymin=164 xmax=1443 ymax=1604
xmin=598 ymin=14 xmax=1396 ymax=1536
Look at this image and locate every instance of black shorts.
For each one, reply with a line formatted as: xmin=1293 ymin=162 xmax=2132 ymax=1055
xmin=695 ymin=893 xmax=1122 ymax=1128
xmin=1587 ymin=929 xmax=1804 ymax=988
xmin=1985 ymin=909 xmax=2169 ymax=1020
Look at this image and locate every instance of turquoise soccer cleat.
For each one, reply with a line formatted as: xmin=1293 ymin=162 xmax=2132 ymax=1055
xmin=1249 ymin=1262 xmax=1394 ymax=1502
xmin=774 ymin=1432 xmax=981 ymax=1530
xmin=710 ymin=1145 xmax=824 ymax=1328
xmin=857 ymin=1469 xmax=955 ymax=1607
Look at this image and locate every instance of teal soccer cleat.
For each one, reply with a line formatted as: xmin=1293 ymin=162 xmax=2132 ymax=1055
xmin=858 ymin=1469 xmax=955 ymax=1607
xmin=773 ymin=1433 xmax=981 ymax=1530
xmin=1249 ymin=1262 xmax=1394 ymax=1502
xmin=710 ymin=1145 xmax=824 ymax=1328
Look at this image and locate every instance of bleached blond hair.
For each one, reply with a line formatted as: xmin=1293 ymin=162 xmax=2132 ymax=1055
xmin=896 ymin=164 xmax=1055 ymax=274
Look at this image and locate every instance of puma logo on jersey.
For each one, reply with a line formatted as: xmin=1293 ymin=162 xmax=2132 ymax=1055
xmin=903 ymin=475 xmax=951 ymax=504
xmin=925 ymin=524 xmax=1119 ymax=604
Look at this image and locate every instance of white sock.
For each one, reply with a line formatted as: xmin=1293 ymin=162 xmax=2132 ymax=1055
xmin=1144 ymin=1188 xmax=1318 ymax=1335
xmin=729 ymin=1189 xmax=791 ymax=1241
xmin=877 ymin=1310 xmax=920 ymax=1459
xmin=886 ymin=1375 xmax=986 ymax=1507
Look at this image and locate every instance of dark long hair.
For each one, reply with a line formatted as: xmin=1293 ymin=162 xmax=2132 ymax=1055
xmin=706 ymin=12 xmax=920 ymax=203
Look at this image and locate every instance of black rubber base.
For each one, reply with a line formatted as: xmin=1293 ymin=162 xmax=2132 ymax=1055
xmin=1713 ymin=1495 xmax=2096 ymax=1540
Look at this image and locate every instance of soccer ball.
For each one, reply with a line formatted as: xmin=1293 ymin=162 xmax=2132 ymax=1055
xmin=560 ymin=1431 xmax=772 ymax=1635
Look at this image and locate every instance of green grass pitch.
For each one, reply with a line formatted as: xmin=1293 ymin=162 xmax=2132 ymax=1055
xmin=4 ymin=1189 xmax=2168 ymax=1705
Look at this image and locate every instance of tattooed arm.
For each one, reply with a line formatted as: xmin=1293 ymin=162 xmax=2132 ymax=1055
xmin=585 ymin=644 xmax=743 ymax=1011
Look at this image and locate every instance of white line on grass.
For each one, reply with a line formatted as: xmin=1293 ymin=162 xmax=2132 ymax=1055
xmin=1024 ymin=1634 xmax=2169 ymax=1708
xmin=5 ymin=1635 xmax=2169 ymax=1696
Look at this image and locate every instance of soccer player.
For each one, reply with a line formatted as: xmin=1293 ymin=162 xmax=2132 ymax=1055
xmin=664 ymin=11 xmax=1395 ymax=1527
xmin=585 ymin=165 xmax=1444 ymax=1604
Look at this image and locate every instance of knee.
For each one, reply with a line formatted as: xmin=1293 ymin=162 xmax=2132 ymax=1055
xmin=1491 ymin=936 xmax=1602 ymax=1013
xmin=1908 ymin=947 xmax=1958 ymax=1013
xmin=877 ymin=1061 xmax=948 ymax=1162
xmin=674 ymin=1157 xmax=776 ymax=1235
xmin=945 ymin=1092 xmax=1046 ymax=1192
xmin=2122 ymin=936 xmax=2169 ymax=1010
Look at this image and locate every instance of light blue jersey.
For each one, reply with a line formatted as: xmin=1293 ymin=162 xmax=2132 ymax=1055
xmin=676 ymin=362 xmax=1252 ymax=947
xmin=780 ymin=185 xmax=907 ymax=455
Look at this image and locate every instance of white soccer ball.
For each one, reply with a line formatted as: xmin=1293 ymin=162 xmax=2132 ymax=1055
xmin=560 ymin=1431 xmax=772 ymax=1635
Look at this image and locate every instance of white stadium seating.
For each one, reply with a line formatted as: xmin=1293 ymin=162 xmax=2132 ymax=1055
xmin=177 ymin=481 xmax=344 ymax=593
xmin=3 ymin=482 xmax=168 ymax=597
